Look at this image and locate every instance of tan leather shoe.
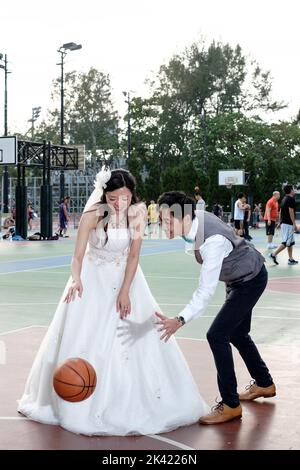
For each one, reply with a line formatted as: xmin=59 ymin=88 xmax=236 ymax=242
xmin=199 ymin=402 xmax=242 ymax=425
xmin=239 ymin=380 xmax=276 ymax=401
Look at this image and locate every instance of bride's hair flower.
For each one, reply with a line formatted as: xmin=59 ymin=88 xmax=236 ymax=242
xmin=94 ymin=167 xmax=111 ymax=192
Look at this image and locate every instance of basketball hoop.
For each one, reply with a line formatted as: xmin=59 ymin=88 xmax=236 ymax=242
xmin=224 ymin=176 xmax=238 ymax=189
xmin=218 ymin=170 xmax=245 ymax=190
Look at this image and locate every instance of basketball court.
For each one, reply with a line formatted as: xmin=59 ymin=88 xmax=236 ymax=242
xmin=0 ymin=228 xmax=299 ymax=450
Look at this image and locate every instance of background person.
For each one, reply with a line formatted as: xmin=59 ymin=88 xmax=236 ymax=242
xmin=269 ymin=185 xmax=298 ymax=265
xmin=264 ymin=191 xmax=280 ymax=249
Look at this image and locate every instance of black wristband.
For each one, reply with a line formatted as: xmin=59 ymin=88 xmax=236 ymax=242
xmin=176 ymin=316 xmax=186 ymax=326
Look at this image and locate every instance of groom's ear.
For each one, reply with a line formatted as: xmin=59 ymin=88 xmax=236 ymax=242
xmin=182 ymin=213 xmax=192 ymax=231
xmin=183 ymin=213 xmax=192 ymax=224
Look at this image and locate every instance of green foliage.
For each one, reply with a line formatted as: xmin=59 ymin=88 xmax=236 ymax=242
xmin=12 ymin=39 xmax=299 ymax=208
xmin=33 ymin=68 xmax=119 ymax=155
xmin=122 ymin=40 xmax=299 ymax=206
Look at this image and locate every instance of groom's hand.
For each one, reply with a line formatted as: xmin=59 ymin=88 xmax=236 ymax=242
xmin=155 ymin=312 xmax=182 ymax=342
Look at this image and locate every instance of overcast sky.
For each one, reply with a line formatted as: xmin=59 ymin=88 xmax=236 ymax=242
xmin=1 ymin=0 xmax=299 ymax=134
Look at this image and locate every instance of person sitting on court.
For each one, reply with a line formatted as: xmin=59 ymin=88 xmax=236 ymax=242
xmin=2 ymin=214 xmax=15 ymax=239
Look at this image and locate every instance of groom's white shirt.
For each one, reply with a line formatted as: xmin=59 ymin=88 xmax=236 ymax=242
xmin=180 ymin=217 xmax=233 ymax=323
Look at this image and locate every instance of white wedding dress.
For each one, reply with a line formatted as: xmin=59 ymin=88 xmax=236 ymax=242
xmin=18 ymin=220 xmax=208 ymax=436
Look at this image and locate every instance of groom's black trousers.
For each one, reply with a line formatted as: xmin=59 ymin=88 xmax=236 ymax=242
xmin=206 ymin=264 xmax=273 ymax=408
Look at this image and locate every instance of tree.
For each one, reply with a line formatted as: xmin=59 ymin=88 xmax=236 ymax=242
xmin=124 ymin=39 xmax=296 ymax=205
xmin=35 ymin=68 xmax=119 ymax=155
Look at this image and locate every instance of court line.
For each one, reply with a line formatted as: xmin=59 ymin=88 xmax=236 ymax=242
xmin=0 ymin=303 xmax=58 ymax=306
xmin=146 ymin=275 xmax=198 ymax=280
xmin=0 ymin=264 xmax=70 ymax=276
xmin=1 ymin=302 xmax=299 ymax=316
xmin=148 ymin=434 xmax=195 ymax=451
xmin=0 ymin=325 xmax=46 ymax=336
xmin=0 ymin=249 xmax=182 ymax=276
xmin=176 ymin=314 xmax=300 ymax=320
xmin=147 ymin=274 xmax=300 ymax=282
xmin=0 ymin=417 xmax=28 ymax=420
xmin=0 ymin=415 xmax=194 ymax=450
xmin=0 ymin=254 xmax=72 ymax=263
xmin=2 ymin=271 xmax=70 ymax=275
xmin=1 ymin=301 xmax=299 ymax=313
xmin=178 ymin=337 xmax=206 ymax=342
xmin=1 ymin=267 xmax=299 ymax=281
xmin=264 ymin=289 xmax=300 ymax=296
xmin=146 ymin=272 xmax=300 ymax=279
xmin=159 ymin=303 xmax=300 ymax=312
xmin=267 ymin=276 xmax=300 ymax=282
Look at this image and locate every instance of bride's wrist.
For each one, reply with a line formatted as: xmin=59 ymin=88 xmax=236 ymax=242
xmin=120 ymin=286 xmax=130 ymax=294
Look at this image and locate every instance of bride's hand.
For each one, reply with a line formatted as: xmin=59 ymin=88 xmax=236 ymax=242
xmin=64 ymin=279 xmax=83 ymax=303
xmin=116 ymin=289 xmax=131 ymax=319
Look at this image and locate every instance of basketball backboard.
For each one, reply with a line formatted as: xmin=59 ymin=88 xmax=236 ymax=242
xmin=74 ymin=144 xmax=86 ymax=170
xmin=218 ymin=170 xmax=245 ymax=188
xmin=0 ymin=136 xmax=17 ymax=165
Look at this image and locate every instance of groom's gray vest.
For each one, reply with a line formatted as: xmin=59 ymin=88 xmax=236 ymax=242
xmin=194 ymin=211 xmax=265 ymax=285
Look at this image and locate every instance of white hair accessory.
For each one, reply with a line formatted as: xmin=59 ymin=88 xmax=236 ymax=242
xmin=83 ymin=166 xmax=111 ymax=213
xmin=94 ymin=167 xmax=112 ymax=192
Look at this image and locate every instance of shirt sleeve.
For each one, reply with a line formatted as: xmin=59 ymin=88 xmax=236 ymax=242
xmin=179 ymin=235 xmax=233 ymax=323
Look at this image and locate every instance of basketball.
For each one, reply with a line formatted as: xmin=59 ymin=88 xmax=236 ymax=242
xmin=53 ymin=358 xmax=97 ymax=402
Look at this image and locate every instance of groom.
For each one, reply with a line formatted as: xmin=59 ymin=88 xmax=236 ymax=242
xmin=156 ymin=191 xmax=276 ymax=425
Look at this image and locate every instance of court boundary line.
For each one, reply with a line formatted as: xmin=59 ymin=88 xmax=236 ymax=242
xmin=0 ymin=264 xmax=70 ymax=276
xmin=0 ymin=254 xmax=72 ymax=263
xmin=265 ymin=289 xmax=300 ymax=296
xmin=178 ymin=337 xmax=206 ymax=342
xmin=0 ymin=415 xmax=195 ymax=450
xmin=267 ymin=276 xmax=300 ymax=282
xmin=0 ymin=417 xmax=28 ymax=420
xmin=0 ymin=325 xmax=46 ymax=336
xmin=159 ymin=303 xmax=300 ymax=311
xmin=0 ymin=249 xmax=184 ymax=276
xmin=2 ymin=323 xmax=299 ymax=344
xmin=1 ymin=301 xmax=299 ymax=316
xmin=0 ymin=303 xmax=59 ymax=306
xmin=148 ymin=434 xmax=195 ymax=450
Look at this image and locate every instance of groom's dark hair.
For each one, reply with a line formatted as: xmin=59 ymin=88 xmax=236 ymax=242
xmin=158 ymin=191 xmax=196 ymax=220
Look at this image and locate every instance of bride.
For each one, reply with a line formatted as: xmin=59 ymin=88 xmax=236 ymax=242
xmin=18 ymin=168 xmax=208 ymax=436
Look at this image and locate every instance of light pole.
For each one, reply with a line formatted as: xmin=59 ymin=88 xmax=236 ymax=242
xmin=57 ymin=42 xmax=82 ymax=200
xmin=0 ymin=53 xmax=10 ymax=213
xmin=28 ymin=106 xmax=42 ymax=139
xmin=123 ymin=91 xmax=131 ymax=160
xmin=200 ymin=107 xmax=208 ymax=173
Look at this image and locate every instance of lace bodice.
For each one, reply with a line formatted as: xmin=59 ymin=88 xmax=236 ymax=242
xmin=86 ymin=220 xmax=132 ymax=266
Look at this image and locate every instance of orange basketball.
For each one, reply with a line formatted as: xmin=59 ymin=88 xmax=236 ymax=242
xmin=53 ymin=358 xmax=97 ymax=402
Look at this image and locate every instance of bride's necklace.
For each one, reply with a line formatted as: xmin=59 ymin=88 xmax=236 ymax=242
xmin=109 ymin=213 xmax=127 ymax=229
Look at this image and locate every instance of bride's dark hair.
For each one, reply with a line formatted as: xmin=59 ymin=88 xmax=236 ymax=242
xmin=100 ymin=169 xmax=138 ymax=205
xmin=99 ymin=169 xmax=138 ymax=243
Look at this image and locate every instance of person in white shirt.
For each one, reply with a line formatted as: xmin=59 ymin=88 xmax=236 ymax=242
xmin=156 ymin=191 xmax=276 ymax=425
xmin=194 ymin=186 xmax=206 ymax=211
xmin=234 ymin=193 xmax=249 ymax=236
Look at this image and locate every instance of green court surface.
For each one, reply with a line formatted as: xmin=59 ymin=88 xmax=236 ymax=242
xmin=0 ymin=228 xmax=299 ymax=347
